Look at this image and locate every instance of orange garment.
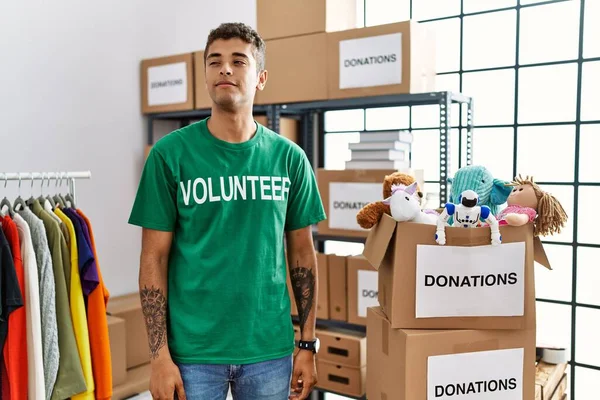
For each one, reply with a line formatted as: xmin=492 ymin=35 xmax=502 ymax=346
xmin=77 ymin=209 xmax=112 ymax=400
xmin=2 ymin=216 xmax=28 ymax=400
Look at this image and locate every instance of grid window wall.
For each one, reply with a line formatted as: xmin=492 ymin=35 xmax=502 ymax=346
xmin=322 ymin=1 xmax=600 ymax=399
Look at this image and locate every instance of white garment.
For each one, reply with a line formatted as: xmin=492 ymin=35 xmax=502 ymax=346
xmin=13 ymin=213 xmax=46 ymax=400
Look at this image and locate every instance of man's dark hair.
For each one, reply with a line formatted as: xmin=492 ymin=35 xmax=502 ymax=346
xmin=204 ymin=22 xmax=266 ymax=72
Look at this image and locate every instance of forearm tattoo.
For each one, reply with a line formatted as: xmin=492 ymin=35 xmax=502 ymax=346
xmin=290 ymin=262 xmax=315 ymax=330
xmin=140 ymin=285 xmax=168 ymax=359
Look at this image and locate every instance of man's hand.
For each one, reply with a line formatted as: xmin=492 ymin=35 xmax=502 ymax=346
xmin=149 ymin=357 xmax=186 ymax=400
xmin=289 ymin=350 xmax=318 ymax=400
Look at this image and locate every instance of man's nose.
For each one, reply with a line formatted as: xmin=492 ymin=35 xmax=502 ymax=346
xmin=220 ymin=63 xmax=233 ymax=75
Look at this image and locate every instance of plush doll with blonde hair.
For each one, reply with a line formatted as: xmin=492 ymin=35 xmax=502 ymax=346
xmin=496 ymin=174 xmax=568 ymax=237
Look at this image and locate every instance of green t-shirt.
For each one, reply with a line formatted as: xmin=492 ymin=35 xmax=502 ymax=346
xmin=128 ymin=117 xmax=326 ymax=364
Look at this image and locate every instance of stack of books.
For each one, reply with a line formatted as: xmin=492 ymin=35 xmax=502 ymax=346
xmin=345 ymin=130 xmax=413 ymax=170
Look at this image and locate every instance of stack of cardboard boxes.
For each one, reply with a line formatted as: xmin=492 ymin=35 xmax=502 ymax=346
xmin=106 ymin=293 xmax=152 ymax=399
xmin=361 ymin=211 xmax=552 ymax=399
xmin=138 ymin=0 xmax=436 ymax=115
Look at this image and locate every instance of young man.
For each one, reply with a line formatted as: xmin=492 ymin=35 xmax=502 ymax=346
xmin=128 ymin=22 xmax=326 ymax=400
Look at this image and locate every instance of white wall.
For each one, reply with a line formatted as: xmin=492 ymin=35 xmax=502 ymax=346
xmin=0 ymin=0 xmax=256 ymax=297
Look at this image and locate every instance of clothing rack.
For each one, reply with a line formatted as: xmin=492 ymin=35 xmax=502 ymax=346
xmin=1 ymin=171 xmax=92 ymax=206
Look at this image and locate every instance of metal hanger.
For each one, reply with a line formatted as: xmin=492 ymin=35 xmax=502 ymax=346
xmin=45 ymin=174 xmax=56 ymax=209
xmin=53 ymin=172 xmax=67 ymax=208
xmin=13 ymin=174 xmax=28 ymax=212
xmin=64 ymin=177 xmax=76 ymax=209
xmin=0 ymin=174 xmax=15 ymax=217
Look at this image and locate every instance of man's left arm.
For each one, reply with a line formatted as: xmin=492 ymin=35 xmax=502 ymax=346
xmin=286 ymin=225 xmax=319 ymax=400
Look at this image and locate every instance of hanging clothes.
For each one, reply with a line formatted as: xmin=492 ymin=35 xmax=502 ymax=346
xmin=53 ymin=206 xmax=94 ymax=400
xmin=13 ymin=213 xmax=45 ymax=400
xmin=30 ymin=202 xmax=86 ymax=400
xmin=1 ymin=215 xmax=28 ymax=400
xmin=0 ymin=227 xmax=22 ymax=399
xmin=77 ymin=209 xmax=112 ymax=400
xmin=62 ymin=208 xmax=98 ymax=297
xmin=17 ymin=208 xmax=59 ymax=400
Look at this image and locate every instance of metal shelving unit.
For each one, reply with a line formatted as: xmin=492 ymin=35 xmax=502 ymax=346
xmin=144 ymin=91 xmax=472 ymax=400
xmin=147 ymin=91 xmax=473 ymax=207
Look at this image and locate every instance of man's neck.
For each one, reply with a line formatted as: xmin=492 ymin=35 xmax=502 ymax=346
xmin=207 ymin=106 xmax=256 ymax=144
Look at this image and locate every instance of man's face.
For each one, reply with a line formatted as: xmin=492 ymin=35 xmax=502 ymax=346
xmin=204 ymin=38 xmax=267 ymax=109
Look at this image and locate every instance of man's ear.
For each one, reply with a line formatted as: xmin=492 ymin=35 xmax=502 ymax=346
xmin=256 ymin=69 xmax=268 ymax=91
xmin=491 ymin=178 xmax=512 ymax=205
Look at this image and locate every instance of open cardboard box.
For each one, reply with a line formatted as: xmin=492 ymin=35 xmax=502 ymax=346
xmin=363 ymin=213 xmax=551 ymax=330
xmin=367 ymin=306 xmax=535 ymax=400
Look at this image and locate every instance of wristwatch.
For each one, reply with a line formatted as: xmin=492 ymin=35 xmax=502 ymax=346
xmin=298 ymin=338 xmax=320 ymax=354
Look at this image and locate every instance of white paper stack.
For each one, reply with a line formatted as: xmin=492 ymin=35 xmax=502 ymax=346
xmin=345 ymin=130 xmax=413 ymax=170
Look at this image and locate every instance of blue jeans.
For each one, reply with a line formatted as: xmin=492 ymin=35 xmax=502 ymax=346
xmin=176 ymin=354 xmax=293 ymax=400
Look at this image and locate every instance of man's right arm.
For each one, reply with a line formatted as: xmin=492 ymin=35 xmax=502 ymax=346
xmin=139 ymin=228 xmax=186 ymax=400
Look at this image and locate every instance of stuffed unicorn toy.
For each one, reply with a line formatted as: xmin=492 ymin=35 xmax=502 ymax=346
xmin=382 ymin=182 xmax=438 ymax=224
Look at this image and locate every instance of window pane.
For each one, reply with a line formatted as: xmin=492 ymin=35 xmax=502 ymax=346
xmin=575 ymin=367 xmax=600 ymax=400
xmin=535 ymin=244 xmax=572 ymax=302
xmin=576 ymin=307 xmax=600 ymax=367
xmin=519 ymin=1 xmax=580 ymax=64
xmin=365 ymin=106 xmax=409 ymax=131
xmin=517 ymin=125 xmax=575 ymax=182
xmin=584 ymin=0 xmax=600 ymax=58
xmin=472 ymin=128 xmax=514 ymax=180
xmin=463 ymin=0 xmax=516 ymax=13
xmin=323 ymin=240 xmax=364 ymax=256
xmin=365 ymin=0 xmax=410 ymax=27
xmin=411 ymin=105 xmax=439 ymax=128
xmin=579 ymin=125 xmax=600 ymax=182
xmin=518 ymin=63 xmax=578 ymax=123
xmin=324 ymin=132 xmax=360 ymax=170
xmin=422 ymin=18 xmax=460 ymax=73
xmin=325 ymin=109 xmax=364 ymax=132
xmin=577 ymin=247 xmax=600 ymax=306
xmin=463 ymin=10 xmax=516 ymax=70
xmin=435 ymin=73 xmax=460 ymax=93
xmin=535 ymin=302 xmax=572 ymax=360
xmin=411 ymin=129 xmax=440 ymax=181
xmin=578 ymin=186 xmax=600 ymax=245
xmin=412 ymin=0 xmax=460 ymax=21
xmin=538 ymin=184 xmax=574 ymax=243
xmin=581 ymin=61 xmax=600 ymax=121
xmin=463 ymin=69 xmax=515 ymax=125
xmin=521 ymin=0 xmax=564 ymax=4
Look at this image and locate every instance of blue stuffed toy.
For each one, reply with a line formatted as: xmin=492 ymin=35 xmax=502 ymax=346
xmin=447 ymin=165 xmax=512 ymax=216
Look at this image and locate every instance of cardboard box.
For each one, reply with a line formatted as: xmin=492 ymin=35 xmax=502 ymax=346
xmin=287 ymin=252 xmax=329 ymax=319
xmin=327 ymin=21 xmax=436 ymax=100
xmin=255 ymin=33 xmax=328 ymax=105
xmin=316 ymin=326 xmax=366 ymax=368
xmin=112 ymin=363 xmax=151 ymax=400
xmin=367 ymin=306 xmax=535 ymax=400
xmin=255 ymin=115 xmax=299 ymax=144
xmin=317 ymin=168 xmax=395 ymax=238
xmin=144 ymin=145 xmax=152 ymax=160
xmin=363 ymin=213 xmax=551 ymax=330
xmin=257 ymin=0 xmax=358 ymax=40
xmin=327 ymin=254 xmax=347 ymax=321
xmin=106 ymin=293 xmax=150 ymax=369
xmin=141 ymin=53 xmax=194 ymax=114
xmin=535 ymin=362 xmax=568 ymax=400
xmin=347 ymin=255 xmax=378 ymax=326
xmin=192 ymin=51 xmax=214 ymax=110
xmin=107 ymin=315 xmax=127 ymax=386
xmin=316 ymin=360 xmax=366 ymax=398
